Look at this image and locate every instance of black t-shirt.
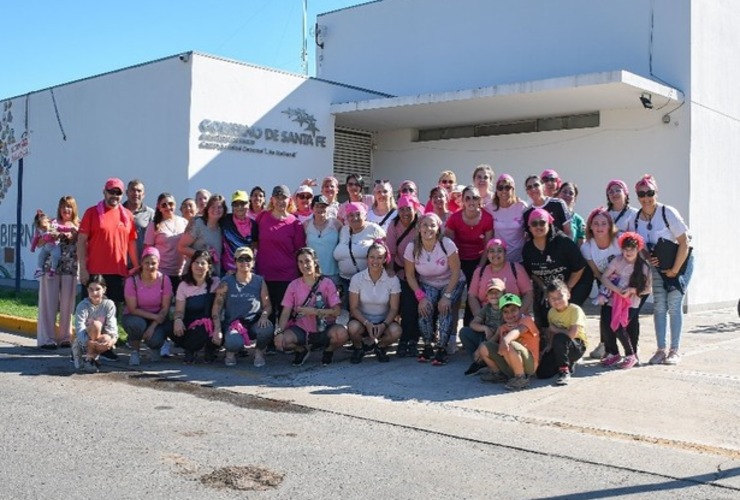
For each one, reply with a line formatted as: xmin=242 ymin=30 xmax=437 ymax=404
xmin=523 ymin=198 xmax=570 ymax=236
xmin=522 ymin=232 xmax=586 ymax=286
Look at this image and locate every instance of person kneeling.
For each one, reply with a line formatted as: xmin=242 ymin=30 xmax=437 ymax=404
xmin=476 ymin=293 xmax=539 ymax=391
xmin=72 ymin=275 xmax=119 ymax=373
xmin=536 ymin=279 xmax=587 ymax=386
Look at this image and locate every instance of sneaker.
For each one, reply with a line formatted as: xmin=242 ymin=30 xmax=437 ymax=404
xmin=619 ymin=354 xmax=638 ymax=369
xmin=82 ymin=358 xmax=98 ymax=373
xmin=589 ymin=342 xmax=605 ymax=359
xmin=663 ymin=350 xmax=681 ymax=365
xmin=129 ymin=351 xmax=140 ymax=366
xmin=601 ymin=353 xmax=622 ymax=367
xmin=418 ymin=345 xmax=434 ymax=363
xmin=350 ymin=347 xmax=364 ymax=364
xmin=100 ymin=349 xmax=119 ymax=362
xmin=160 ymin=340 xmax=172 ymax=358
xmin=406 ymin=342 xmax=419 ymax=358
xmin=321 ymin=350 xmax=334 ymax=366
xmin=149 ymin=349 xmax=161 ymax=362
xmin=362 ymin=342 xmax=376 ymax=353
xmin=204 ymin=345 xmax=217 ymax=363
xmin=480 ymin=371 xmax=508 ymax=383
xmin=555 ymin=369 xmax=571 ymax=386
xmin=395 ymin=341 xmax=408 ymax=358
xmin=292 ymin=349 xmax=310 ymax=366
xmin=431 ymin=348 xmax=448 ymax=366
xmin=40 ymin=343 xmax=58 ymax=350
xmin=505 ymin=375 xmax=529 ymax=391
xmin=376 ymin=346 xmax=390 ymax=363
xmin=648 ymin=350 xmax=667 ymax=365
xmin=183 ymin=350 xmax=195 ymax=364
xmin=464 ymin=361 xmax=486 ymax=376
xmin=71 ymin=341 xmax=82 ymax=370
xmin=254 ymin=349 xmax=266 ymax=368
xmin=225 ymin=352 xmax=237 ymax=367
xmin=59 ymin=341 xmax=72 ymax=349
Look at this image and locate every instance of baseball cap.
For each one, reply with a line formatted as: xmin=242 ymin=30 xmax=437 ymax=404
xmin=499 ymin=293 xmax=522 ymax=309
xmin=272 ymin=185 xmax=290 ymax=197
xmin=295 ymin=185 xmax=313 ymax=196
xmin=486 ymin=278 xmax=506 ymax=294
xmin=104 ymin=178 xmax=124 ymax=192
xmin=231 ymin=190 xmax=249 ymax=203
xmin=234 ymin=246 xmax=254 ymax=260
xmin=311 ymin=194 xmax=330 ymax=207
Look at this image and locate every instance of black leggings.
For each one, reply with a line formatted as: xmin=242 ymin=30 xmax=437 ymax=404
xmin=602 ymin=306 xmax=639 ymax=356
xmin=536 ymin=334 xmax=586 ymax=378
xmin=399 ymin=279 xmax=420 ymax=344
xmin=460 ymin=259 xmax=479 ymax=326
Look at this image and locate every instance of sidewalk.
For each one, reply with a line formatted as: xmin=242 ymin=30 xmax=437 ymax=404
xmin=2 ymin=306 xmax=739 ymax=487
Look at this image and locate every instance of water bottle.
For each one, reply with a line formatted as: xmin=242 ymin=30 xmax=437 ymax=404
xmin=315 ymin=292 xmax=327 ymax=331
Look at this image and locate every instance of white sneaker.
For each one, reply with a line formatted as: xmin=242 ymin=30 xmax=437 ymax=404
xmin=225 ymin=352 xmax=237 ymax=367
xmin=589 ymin=343 xmax=605 ymax=359
xmin=253 ymin=349 xmax=266 ymax=368
xmin=663 ymin=350 xmax=681 ymax=365
xmin=129 ymin=351 xmax=140 ymax=366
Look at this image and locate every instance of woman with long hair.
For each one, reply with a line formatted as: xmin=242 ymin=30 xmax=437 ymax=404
xmin=605 ymin=179 xmax=638 ymax=235
xmin=557 ymin=181 xmax=586 ymax=246
xmin=490 ymin=174 xmax=528 ymax=262
xmin=177 ymin=193 xmax=226 ymax=276
xmin=248 ymin=186 xmax=266 ymax=221
xmin=366 ymin=180 xmax=397 ymax=231
xmin=145 ymin=192 xmax=187 ymax=290
xmin=220 ymin=190 xmax=254 ymax=274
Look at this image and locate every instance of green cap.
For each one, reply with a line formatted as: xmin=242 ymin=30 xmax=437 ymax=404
xmin=499 ymin=293 xmax=522 ymax=309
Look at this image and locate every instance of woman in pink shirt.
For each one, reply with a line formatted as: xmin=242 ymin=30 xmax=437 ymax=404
xmin=122 ymin=247 xmax=173 ymax=366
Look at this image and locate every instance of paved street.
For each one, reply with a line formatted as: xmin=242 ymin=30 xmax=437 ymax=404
xmin=1 ymin=307 xmax=739 ymax=499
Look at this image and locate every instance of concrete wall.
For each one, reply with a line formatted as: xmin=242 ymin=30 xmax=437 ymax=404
xmin=687 ymin=0 xmax=740 ymax=307
xmin=0 ymin=57 xmax=192 ymax=280
xmin=188 ymin=54 xmax=381 ymax=198
xmin=317 ymin=0 xmax=690 ymax=95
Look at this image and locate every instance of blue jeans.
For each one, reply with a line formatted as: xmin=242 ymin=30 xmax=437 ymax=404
xmin=459 ymin=326 xmax=484 ymax=359
xmin=418 ymin=276 xmax=466 ymax=348
xmin=651 ymin=255 xmax=694 ymax=351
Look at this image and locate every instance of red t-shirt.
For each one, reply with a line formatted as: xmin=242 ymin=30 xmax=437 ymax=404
xmin=445 ymin=210 xmax=493 ymax=261
xmin=79 ymin=204 xmax=137 ymax=276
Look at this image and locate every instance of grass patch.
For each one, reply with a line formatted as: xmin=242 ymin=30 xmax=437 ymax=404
xmin=0 ymin=288 xmax=39 ymax=320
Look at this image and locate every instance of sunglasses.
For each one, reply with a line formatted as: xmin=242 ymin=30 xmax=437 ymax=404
xmin=236 ymin=256 xmax=253 ymax=263
xmin=607 ymin=187 xmax=624 ymax=195
xmin=637 ymin=190 xmax=656 ymax=198
xmin=106 ymin=189 xmax=123 ymax=196
xmin=542 ymin=176 xmax=559 ymax=183
xmin=440 ymin=180 xmax=455 ymax=185
xmin=496 ymin=185 xmax=513 ymax=192
xmin=530 ymin=220 xmax=548 ymax=228
xmin=400 ymin=187 xmax=415 ymax=193
xmin=374 ymin=179 xmax=390 ymax=184
xmin=525 ymin=183 xmax=541 ymax=191
xmin=297 ymin=194 xmax=313 ymax=200
xmin=464 ymin=195 xmax=481 ymax=202
xmin=232 ymin=201 xmax=247 ymax=207
xmin=159 ymin=201 xmax=175 ymax=209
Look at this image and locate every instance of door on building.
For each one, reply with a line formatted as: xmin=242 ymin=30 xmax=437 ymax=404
xmin=333 ymin=128 xmax=373 ymax=202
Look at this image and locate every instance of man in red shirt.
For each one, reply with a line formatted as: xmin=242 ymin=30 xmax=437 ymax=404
xmin=77 ymin=178 xmax=139 ymax=359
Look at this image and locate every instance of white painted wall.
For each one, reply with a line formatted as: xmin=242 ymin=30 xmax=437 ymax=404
xmin=318 ymin=0 xmax=690 ymax=96
xmin=0 ymin=57 xmax=192 ymax=280
xmin=687 ymin=0 xmax=740 ymax=307
xmin=188 ymin=54 xmax=381 ymax=198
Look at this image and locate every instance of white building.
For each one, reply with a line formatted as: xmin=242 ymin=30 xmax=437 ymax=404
xmin=1 ymin=0 xmax=736 ymax=309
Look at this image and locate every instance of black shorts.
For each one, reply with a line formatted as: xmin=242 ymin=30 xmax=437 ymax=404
xmin=100 ymin=274 xmax=125 ymax=305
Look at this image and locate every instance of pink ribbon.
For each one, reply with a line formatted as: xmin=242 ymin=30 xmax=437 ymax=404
xmin=227 ymin=320 xmax=252 ymax=346
xmin=188 ymin=318 xmax=214 ymax=335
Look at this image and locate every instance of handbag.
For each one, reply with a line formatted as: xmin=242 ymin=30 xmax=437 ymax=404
xmin=652 ymin=238 xmax=692 ymax=275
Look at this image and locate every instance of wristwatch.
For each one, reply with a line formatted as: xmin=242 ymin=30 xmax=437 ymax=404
xmin=443 ymin=292 xmax=453 ymax=299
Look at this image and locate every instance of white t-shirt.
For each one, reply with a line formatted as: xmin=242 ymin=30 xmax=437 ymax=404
xmin=632 ymin=204 xmax=690 ymax=248
xmin=580 ymin=238 xmax=621 ymax=274
xmin=366 ymin=208 xmax=397 ymax=232
xmin=403 ymin=237 xmax=458 ymax=289
xmin=609 ymin=206 xmax=638 ymax=235
xmin=349 ymin=269 xmax=401 ymax=321
xmin=491 ymin=200 xmax=528 ymax=263
xmin=333 ymin=222 xmax=386 ymax=279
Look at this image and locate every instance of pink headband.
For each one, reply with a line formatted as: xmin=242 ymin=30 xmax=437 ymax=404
xmin=541 ymin=169 xmax=559 ymax=179
xmin=486 ymin=238 xmax=508 ymax=251
xmin=397 ymin=194 xmax=422 ymax=212
xmin=635 ymin=174 xmax=657 ymax=191
xmin=141 ymin=247 xmax=160 ymax=260
xmin=606 ymin=179 xmax=628 ymax=195
xmin=528 ymin=208 xmax=554 ymax=225
xmin=346 ymin=202 xmax=367 ymax=215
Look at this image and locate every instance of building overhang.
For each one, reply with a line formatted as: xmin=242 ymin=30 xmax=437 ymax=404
xmin=330 ymin=70 xmax=681 ymax=132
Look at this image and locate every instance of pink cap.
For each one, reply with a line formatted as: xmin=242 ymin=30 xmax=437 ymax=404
xmin=540 ymin=169 xmax=559 ymax=179
xmin=606 ymin=179 xmax=628 ymax=195
xmin=528 ymin=208 xmax=554 ymax=225
xmin=497 ymin=174 xmax=515 ymax=186
xmin=397 ymin=194 xmax=422 ymax=212
xmin=141 ymin=247 xmax=160 ymax=260
xmin=346 ymin=202 xmax=367 ymax=215
xmin=104 ymin=178 xmax=125 ymax=192
xmin=486 ymin=238 xmax=508 ymax=251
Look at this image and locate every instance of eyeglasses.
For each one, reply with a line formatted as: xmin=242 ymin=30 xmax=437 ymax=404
xmin=496 ymin=185 xmax=513 ymax=192
xmin=400 ymin=187 xmax=415 ymax=193
xmin=236 ymin=256 xmax=253 ymax=263
xmin=106 ymin=189 xmax=123 ymax=196
xmin=542 ymin=176 xmax=558 ymax=183
xmin=637 ymin=190 xmax=656 ymax=198
xmin=525 ymin=183 xmax=541 ymax=191
xmin=297 ymin=194 xmax=313 ymax=200
xmin=475 ymin=175 xmax=491 ymax=180
xmin=530 ymin=220 xmax=548 ymax=228
xmin=159 ymin=202 xmax=175 ymax=209
xmin=440 ymin=180 xmax=455 ymax=185
xmin=231 ymin=201 xmax=247 ymax=208
xmin=374 ymin=179 xmax=390 ymax=184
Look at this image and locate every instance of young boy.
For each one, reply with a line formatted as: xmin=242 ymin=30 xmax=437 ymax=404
xmin=460 ymin=278 xmax=505 ymax=375
xmin=476 ymin=293 xmax=539 ymax=390
xmin=536 ymin=279 xmax=587 ymax=386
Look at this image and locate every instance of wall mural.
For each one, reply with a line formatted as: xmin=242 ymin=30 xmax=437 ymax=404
xmin=0 ymin=100 xmax=16 ymax=205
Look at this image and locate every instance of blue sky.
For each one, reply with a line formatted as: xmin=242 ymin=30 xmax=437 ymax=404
xmin=3 ymin=0 xmax=363 ymax=100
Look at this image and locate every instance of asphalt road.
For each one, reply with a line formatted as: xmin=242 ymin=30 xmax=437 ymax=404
xmin=1 ymin=307 xmax=739 ymax=499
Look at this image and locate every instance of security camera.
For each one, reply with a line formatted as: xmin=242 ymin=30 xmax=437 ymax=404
xmin=639 ymin=93 xmax=653 ymax=109
xmin=179 ymin=53 xmax=190 ymax=63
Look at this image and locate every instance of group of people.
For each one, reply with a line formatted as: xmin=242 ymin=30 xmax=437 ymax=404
xmin=33 ymin=166 xmax=693 ymax=390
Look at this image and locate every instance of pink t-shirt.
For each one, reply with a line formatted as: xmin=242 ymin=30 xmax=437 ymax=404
xmin=282 ymin=277 xmax=341 ymax=333
xmin=403 ymin=237 xmax=458 ymax=289
xmin=386 ymin=219 xmax=418 ymax=280
xmin=445 ymin=210 xmax=493 ymax=261
xmin=143 ymin=216 xmax=188 ymax=276
xmin=124 ymin=273 xmax=173 ymax=314
xmin=490 ymin=200 xmax=528 ymax=263
xmin=175 ymin=277 xmax=221 ymax=301
xmin=254 ymin=212 xmax=307 ymax=282
xmin=468 ymin=262 xmax=532 ymax=305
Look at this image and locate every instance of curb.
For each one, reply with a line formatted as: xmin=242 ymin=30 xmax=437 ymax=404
xmin=0 ymin=314 xmax=38 ymax=339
